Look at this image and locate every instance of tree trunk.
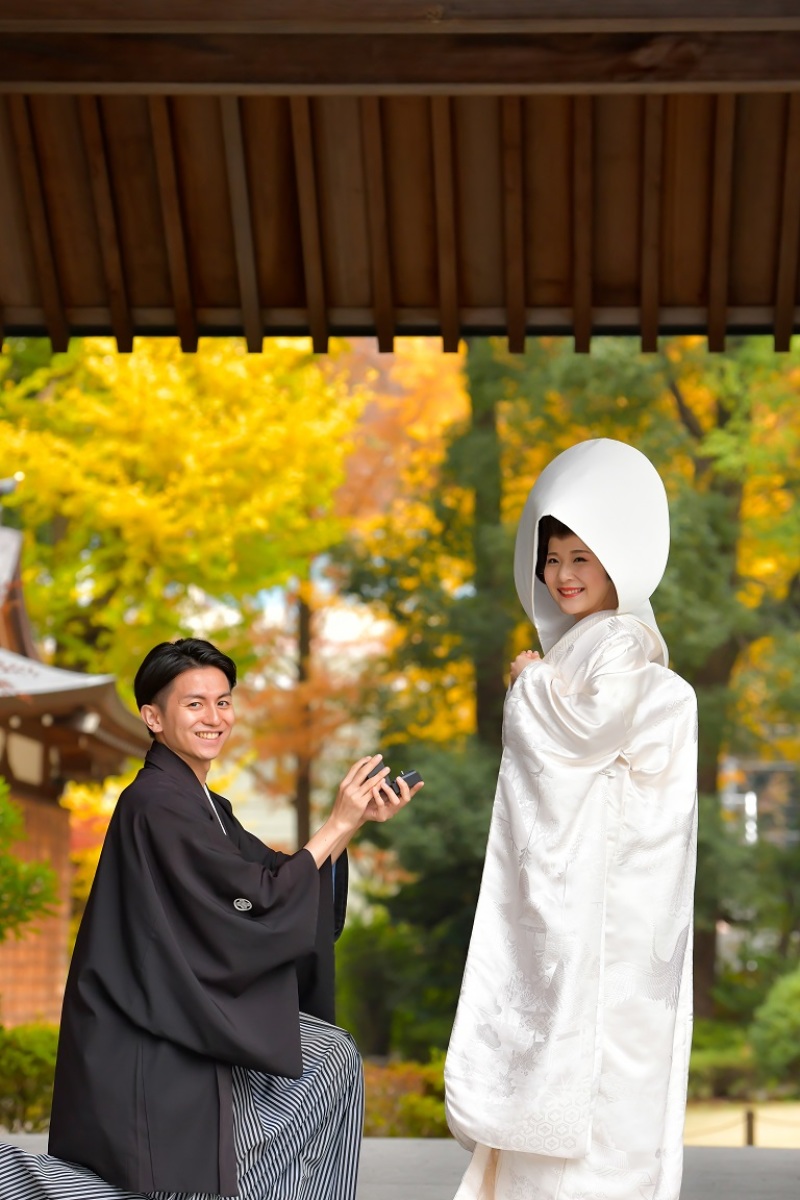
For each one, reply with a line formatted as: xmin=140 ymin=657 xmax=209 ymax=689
xmin=294 ymin=588 xmax=312 ymax=848
xmin=693 ymin=928 xmax=717 ymax=1019
xmin=465 ymin=342 xmax=514 ymax=751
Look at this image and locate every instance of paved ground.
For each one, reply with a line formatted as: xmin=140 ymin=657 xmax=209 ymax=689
xmin=5 ymin=1135 xmax=800 ymax=1198
xmin=355 ymin=1140 xmax=799 ymax=1200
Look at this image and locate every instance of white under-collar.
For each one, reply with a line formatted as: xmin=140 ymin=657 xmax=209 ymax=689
xmin=202 ymin=782 xmax=227 ymax=835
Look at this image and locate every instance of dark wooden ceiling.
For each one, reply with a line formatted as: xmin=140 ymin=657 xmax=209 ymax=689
xmin=2 ymin=2 xmax=800 ymax=353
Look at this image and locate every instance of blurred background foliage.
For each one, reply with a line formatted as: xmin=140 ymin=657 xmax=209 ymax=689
xmin=0 ymin=778 xmax=57 ymax=946
xmin=3 ymin=332 xmax=800 ymax=1127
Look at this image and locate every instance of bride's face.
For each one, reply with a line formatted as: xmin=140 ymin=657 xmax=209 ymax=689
xmin=543 ymin=534 xmax=618 ymax=620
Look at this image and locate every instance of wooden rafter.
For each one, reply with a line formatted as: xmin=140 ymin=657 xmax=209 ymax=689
xmin=78 ymin=95 xmax=133 ymax=352
xmin=5 ymin=94 xmax=69 ymax=351
xmin=148 ymin=95 xmax=198 ymax=351
xmin=360 ymin=97 xmax=394 ymax=353
xmin=501 ymin=96 xmax=526 ymax=354
xmin=572 ymin=94 xmax=593 ymax=353
xmin=640 ymin=93 xmax=664 ymax=352
xmin=707 ymin=92 xmax=736 ymax=352
xmin=431 ymin=96 xmax=460 ymax=353
xmin=290 ymin=95 xmax=328 ymax=353
xmin=774 ymin=93 xmax=800 ymax=351
xmin=220 ymin=96 xmax=263 ymax=353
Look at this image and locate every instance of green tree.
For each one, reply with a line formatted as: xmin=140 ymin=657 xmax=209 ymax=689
xmin=750 ymin=966 xmax=800 ymax=1087
xmin=343 ymin=335 xmax=800 ymax=1045
xmin=341 ymin=340 xmax=523 ymax=1049
xmin=510 ymin=337 xmax=800 ymax=1017
xmin=1 ymin=335 xmax=372 ymax=848
xmin=335 ymin=909 xmax=419 ymax=1056
xmin=0 ymin=336 xmax=365 ymax=688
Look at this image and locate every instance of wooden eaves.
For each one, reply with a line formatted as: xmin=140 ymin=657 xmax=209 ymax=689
xmin=1 ymin=2 xmax=800 ymax=353
xmin=0 ymin=526 xmax=149 ymax=787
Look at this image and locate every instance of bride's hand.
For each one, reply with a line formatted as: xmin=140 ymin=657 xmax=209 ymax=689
xmin=510 ymin=649 xmax=541 ymax=685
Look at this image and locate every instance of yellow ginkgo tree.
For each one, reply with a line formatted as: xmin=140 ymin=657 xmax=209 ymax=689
xmin=0 ymin=336 xmax=365 ymax=688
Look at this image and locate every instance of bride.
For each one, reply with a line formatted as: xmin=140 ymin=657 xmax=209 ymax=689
xmin=445 ymin=439 xmax=698 ymax=1200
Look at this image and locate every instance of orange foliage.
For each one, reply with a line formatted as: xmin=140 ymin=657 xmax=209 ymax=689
xmin=336 ymin=338 xmax=468 ymax=530
xmin=237 ymin=338 xmax=471 ymax=817
xmin=361 ymin=1057 xmax=447 ymax=1137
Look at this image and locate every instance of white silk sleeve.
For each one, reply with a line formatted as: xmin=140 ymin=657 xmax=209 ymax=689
xmin=445 ymin=617 xmax=698 ymax=1167
xmin=507 ymin=622 xmax=653 ymax=767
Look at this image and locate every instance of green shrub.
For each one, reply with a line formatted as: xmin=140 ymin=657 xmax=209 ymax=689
xmin=0 ymin=1024 xmax=58 ymax=1131
xmin=688 ymin=1019 xmax=758 ymax=1100
xmin=396 ymin=1090 xmax=449 ymax=1138
xmin=688 ymin=1044 xmax=758 ymax=1100
xmin=712 ymin=949 xmax=797 ymax=1026
xmin=363 ymin=1053 xmax=448 ymax=1137
xmin=750 ymin=967 xmax=800 ymax=1090
xmin=336 ymin=908 xmax=422 ymax=1057
xmin=690 ymin=1018 xmax=744 ymax=1054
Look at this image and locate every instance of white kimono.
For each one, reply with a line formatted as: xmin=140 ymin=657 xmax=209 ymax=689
xmin=445 ymin=612 xmax=697 ymax=1200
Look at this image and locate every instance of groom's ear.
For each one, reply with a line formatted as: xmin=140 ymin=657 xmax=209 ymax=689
xmin=140 ymin=703 xmax=162 ymax=734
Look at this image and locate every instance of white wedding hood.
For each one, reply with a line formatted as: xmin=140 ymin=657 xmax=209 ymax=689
xmin=513 ymin=438 xmax=671 ymax=664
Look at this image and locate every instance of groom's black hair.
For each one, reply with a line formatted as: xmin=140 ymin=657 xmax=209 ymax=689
xmin=134 ymin=638 xmax=237 ymax=736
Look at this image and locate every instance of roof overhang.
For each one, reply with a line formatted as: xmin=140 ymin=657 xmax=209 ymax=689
xmin=0 ymin=646 xmax=150 ymax=760
xmin=0 ymin=529 xmax=150 ymax=777
xmin=2 ymin=2 xmax=800 ymax=351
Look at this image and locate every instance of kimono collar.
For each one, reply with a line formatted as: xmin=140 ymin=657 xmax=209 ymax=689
xmin=544 ymin=610 xmax=667 ymax=672
xmin=144 ymin=740 xmax=233 ymax=816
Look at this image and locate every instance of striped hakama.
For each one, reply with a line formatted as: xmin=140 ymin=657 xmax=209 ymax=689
xmin=0 ymin=1015 xmax=363 ymax=1200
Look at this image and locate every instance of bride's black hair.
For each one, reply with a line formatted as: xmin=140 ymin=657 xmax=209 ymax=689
xmin=535 ymin=515 xmax=575 ymax=582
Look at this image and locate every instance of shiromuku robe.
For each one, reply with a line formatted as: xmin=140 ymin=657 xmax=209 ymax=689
xmin=48 ymin=741 xmax=347 ymax=1197
xmin=445 ymin=611 xmax=698 ymax=1200
xmin=447 ymin=437 xmax=698 ymax=1198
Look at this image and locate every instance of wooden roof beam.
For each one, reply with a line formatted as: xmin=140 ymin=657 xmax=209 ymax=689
xmin=4 ymin=3 xmax=800 ymax=35
xmin=572 ymin=94 xmax=593 ymax=354
xmin=6 ymin=31 xmax=800 ymax=93
xmin=220 ymin=96 xmax=263 ymax=353
xmin=78 ymin=95 xmax=133 ymax=352
xmin=360 ymin=97 xmax=395 ymax=353
xmin=774 ymin=93 xmax=800 ymax=352
xmin=148 ymin=95 xmax=198 ymax=352
xmin=501 ymin=96 xmax=526 ymax=354
xmin=707 ymin=92 xmax=736 ymax=352
xmin=640 ymin=93 xmax=664 ymax=352
xmin=290 ymin=96 xmax=328 ymax=353
xmin=431 ymin=96 xmax=460 ymax=354
xmin=5 ymin=95 xmax=70 ymax=352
